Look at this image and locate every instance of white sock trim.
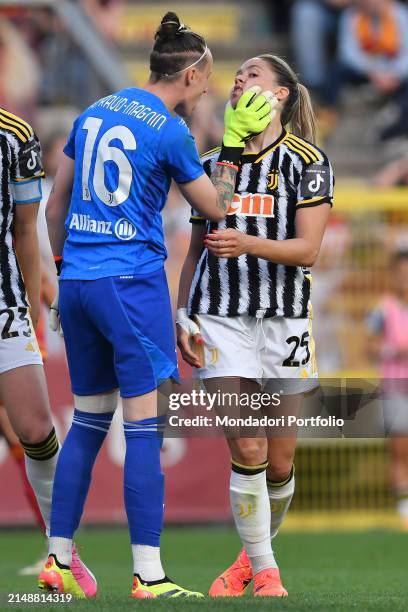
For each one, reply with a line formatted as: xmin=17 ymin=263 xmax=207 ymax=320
xmin=48 ymin=537 xmax=73 ymax=566
xmin=132 ymin=544 xmax=165 ymax=581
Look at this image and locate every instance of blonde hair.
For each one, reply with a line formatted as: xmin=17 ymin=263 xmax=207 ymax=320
xmin=258 ymin=54 xmax=316 ymax=143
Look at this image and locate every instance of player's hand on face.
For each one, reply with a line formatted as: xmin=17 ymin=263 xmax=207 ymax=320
xmin=223 ymin=86 xmax=276 ymax=146
xmin=49 ymin=282 xmax=64 ymax=337
xmin=176 ymin=308 xmax=204 ymax=368
xmin=204 ymin=228 xmax=249 ymax=258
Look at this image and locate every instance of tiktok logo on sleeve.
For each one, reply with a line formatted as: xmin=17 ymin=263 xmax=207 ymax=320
xmin=27 ymin=149 xmax=38 ymax=171
xmin=308 ymin=173 xmax=324 ymax=193
xmin=301 ymin=164 xmax=330 ymax=198
xmin=19 ymin=136 xmax=43 ymax=178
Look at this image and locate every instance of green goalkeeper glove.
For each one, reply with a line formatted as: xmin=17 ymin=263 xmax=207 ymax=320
xmin=219 ymin=86 xmax=277 ymax=167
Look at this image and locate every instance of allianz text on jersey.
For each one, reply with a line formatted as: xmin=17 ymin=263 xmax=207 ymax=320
xmin=69 ymin=213 xmax=137 ymax=241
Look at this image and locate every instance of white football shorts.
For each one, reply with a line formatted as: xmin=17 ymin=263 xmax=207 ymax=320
xmin=193 ymin=312 xmax=318 ymax=394
xmin=0 ymin=307 xmax=43 ymax=375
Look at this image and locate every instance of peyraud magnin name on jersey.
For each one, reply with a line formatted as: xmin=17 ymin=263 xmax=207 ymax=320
xmin=91 ymin=95 xmax=167 ymax=130
xmin=69 ymin=213 xmax=137 ymax=241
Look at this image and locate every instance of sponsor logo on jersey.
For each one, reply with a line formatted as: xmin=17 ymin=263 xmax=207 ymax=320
xmin=114 ymin=218 xmax=137 ymax=240
xmin=69 ymin=213 xmax=112 ymax=235
xmin=227 ymin=194 xmax=274 ymax=217
xmin=308 ymin=174 xmax=324 ymax=193
xmin=20 ymin=139 xmax=42 ymax=176
xmin=300 ymin=164 xmax=330 ymax=198
xmin=69 ymin=214 xmax=137 ymax=240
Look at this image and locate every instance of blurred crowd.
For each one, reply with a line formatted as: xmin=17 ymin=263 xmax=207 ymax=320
xmin=0 ymin=1 xmax=124 ymax=120
xmin=290 ymin=0 xmax=408 ymax=185
xmin=1 ymin=0 xmax=407 ymax=186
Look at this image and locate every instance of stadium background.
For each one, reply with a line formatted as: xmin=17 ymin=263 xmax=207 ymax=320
xmin=1 ymin=0 xmax=408 ymax=561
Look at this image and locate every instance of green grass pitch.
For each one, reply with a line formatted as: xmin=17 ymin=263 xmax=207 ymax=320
xmin=1 ymin=526 xmax=408 ymax=610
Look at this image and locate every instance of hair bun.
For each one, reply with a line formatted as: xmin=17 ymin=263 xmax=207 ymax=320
xmin=155 ymin=11 xmax=181 ymax=41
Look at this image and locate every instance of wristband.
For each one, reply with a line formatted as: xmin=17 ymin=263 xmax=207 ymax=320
xmin=54 ymin=255 xmax=63 ymax=276
xmin=217 ymin=145 xmax=242 ymax=169
xmin=216 ymin=161 xmax=239 ymax=172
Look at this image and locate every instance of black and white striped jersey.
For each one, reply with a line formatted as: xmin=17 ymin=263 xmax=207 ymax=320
xmin=188 ymin=129 xmax=334 ymax=319
xmin=0 ymin=108 xmax=44 ymax=310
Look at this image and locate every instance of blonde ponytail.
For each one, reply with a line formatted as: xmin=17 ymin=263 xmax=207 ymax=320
xmin=258 ymin=54 xmax=317 ymax=143
xmin=289 ymin=84 xmax=316 ymax=143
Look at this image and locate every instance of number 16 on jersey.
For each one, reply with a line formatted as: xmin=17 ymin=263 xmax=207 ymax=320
xmin=81 ymin=117 xmax=136 ymax=207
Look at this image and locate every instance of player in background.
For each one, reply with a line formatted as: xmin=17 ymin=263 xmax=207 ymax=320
xmin=0 ymin=109 xmax=93 ymax=593
xmin=0 ymin=265 xmax=54 ymax=575
xmin=177 ymin=54 xmax=333 ymax=597
xmin=366 ymin=250 xmax=408 ymax=528
xmin=0 ymin=407 xmax=45 ymax=532
xmin=39 ymin=11 xmax=273 ymax=599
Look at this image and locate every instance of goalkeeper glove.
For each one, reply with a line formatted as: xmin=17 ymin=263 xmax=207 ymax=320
xmin=219 ymin=86 xmax=278 ymax=167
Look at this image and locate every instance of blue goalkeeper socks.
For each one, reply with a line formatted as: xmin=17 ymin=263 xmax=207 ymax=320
xmin=51 ymin=411 xmax=165 ymax=547
xmin=50 ymin=409 xmax=113 ymax=538
xmin=123 ymin=416 xmax=166 ymax=546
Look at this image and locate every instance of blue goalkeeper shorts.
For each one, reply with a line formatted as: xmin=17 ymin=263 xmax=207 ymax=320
xmin=59 ymin=269 xmax=178 ymax=397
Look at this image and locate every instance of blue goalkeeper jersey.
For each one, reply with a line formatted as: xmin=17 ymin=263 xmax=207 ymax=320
xmin=61 ymin=87 xmax=204 ymax=280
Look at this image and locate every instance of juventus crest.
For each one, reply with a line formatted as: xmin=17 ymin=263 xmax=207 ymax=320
xmin=267 ymin=170 xmax=279 ymax=190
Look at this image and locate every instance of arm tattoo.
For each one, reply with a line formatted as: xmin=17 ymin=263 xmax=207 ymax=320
xmin=211 ymin=164 xmax=238 ymax=214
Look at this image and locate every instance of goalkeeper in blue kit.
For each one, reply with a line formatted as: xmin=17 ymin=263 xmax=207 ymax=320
xmin=38 ymin=11 xmax=274 ymax=599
